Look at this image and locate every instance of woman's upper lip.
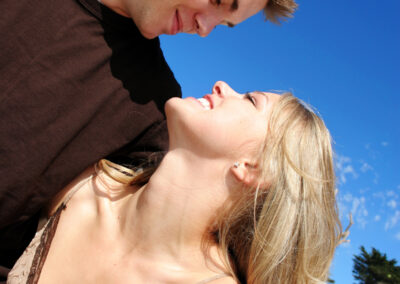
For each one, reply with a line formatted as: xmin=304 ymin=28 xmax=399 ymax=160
xmin=203 ymin=95 xmax=214 ymax=109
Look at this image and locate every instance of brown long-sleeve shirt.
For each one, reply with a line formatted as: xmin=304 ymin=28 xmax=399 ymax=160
xmin=0 ymin=0 xmax=181 ymax=277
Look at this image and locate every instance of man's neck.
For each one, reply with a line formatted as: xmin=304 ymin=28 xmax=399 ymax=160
xmin=100 ymin=0 xmax=131 ymax=18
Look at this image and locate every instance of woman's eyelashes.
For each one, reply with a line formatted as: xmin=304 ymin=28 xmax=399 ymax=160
xmin=245 ymin=93 xmax=256 ymax=106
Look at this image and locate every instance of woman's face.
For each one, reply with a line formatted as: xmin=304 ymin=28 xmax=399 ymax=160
xmin=165 ymin=81 xmax=281 ymax=161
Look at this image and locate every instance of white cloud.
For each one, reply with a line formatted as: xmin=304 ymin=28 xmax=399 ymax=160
xmin=396 ymin=232 xmax=400 ymax=241
xmin=387 ymin=191 xmax=396 ymax=197
xmin=343 ymin=193 xmax=353 ymax=202
xmin=373 ymin=173 xmax=379 ymax=184
xmin=360 ymin=162 xmax=373 ymax=173
xmin=364 ymin=143 xmax=379 ymax=160
xmin=335 ymin=154 xmax=358 ymax=184
xmin=381 ymin=141 xmax=389 ymax=147
xmin=385 ymin=210 xmax=400 ymax=231
xmin=337 ymin=201 xmax=348 ymax=220
xmin=341 ymin=241 xmax=351 ymax=248
xmin=373 ymin=192 xmax=385 ymax=199
xmin=351 ymin=198 xmax=360 ymax=214
xmin=372 ymin=191 xmax=387 ymax=208
xmin=343 ymin=166 xmax=358 ymax=182
xmin=351 ymin=196 xmax=368 ymax=228
xmin=374 ymin=215 xmax=381 ymax=221
xmin=359 ymin=187 xmax=370 ymax=194
xmin=388 ymin=200 xmax=397 ymax=209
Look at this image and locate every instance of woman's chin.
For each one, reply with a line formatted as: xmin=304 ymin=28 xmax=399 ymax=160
xmin=164 ymin=97 xmax=181 ymax=117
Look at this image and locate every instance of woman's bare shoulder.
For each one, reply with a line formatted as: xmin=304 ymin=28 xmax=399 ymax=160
xmin=44 ymin=165 xmax=95 ymax=216
xmin=44 ymin=164 xmax=140 ymax=217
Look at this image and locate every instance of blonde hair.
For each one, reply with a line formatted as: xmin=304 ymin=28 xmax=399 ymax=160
xmin=97 ymin=152 xmax=164 ymax=186
xmin=216 ymin=93 xmax=342 ymax=283
xmin=264 ymin=0 xmax=298 ymax=24
xmin=98 ymin=93 xmax=342 ymax=283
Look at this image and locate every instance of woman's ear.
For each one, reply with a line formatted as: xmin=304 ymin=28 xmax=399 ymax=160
xmin=230 ymin=160 xmax=262 ymax=188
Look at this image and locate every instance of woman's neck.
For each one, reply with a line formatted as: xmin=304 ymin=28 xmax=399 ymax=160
xmin=115 ymin=149 xmax=231 ymax=268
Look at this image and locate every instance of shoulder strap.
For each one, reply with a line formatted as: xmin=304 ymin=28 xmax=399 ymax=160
xmin=26 ymin=174 xmax=93 ymax=283
xmin=62 ymin=174 xmax=93 ymax=206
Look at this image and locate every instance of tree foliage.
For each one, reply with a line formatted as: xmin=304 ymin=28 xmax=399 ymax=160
xmin=353 ymin=246 xmax=400 ymax=284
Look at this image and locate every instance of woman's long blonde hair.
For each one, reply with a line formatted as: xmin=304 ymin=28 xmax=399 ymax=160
xmin=98 ymin=93 xmax=342 ymax=283
xmin=217 ymin=93 xmax=342 ymax=283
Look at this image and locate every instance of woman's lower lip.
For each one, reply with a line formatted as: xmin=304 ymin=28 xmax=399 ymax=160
xmin=187 ymin=97 xmax=205 ymax=108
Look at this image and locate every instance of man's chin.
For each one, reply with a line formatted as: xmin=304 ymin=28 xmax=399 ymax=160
xmin=138 ymin=27 xmax=159 ymax=39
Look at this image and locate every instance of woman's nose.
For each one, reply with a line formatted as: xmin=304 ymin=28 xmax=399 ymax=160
xmin=212 ymin=81 xmax=236 ymax=97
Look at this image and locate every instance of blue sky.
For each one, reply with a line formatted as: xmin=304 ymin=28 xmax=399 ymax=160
xmin=160 ymin=0 xmax=400 ymax=282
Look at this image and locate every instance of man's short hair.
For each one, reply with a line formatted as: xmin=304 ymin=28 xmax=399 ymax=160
xmin=264 ymin=0 xmax=298 ymax=24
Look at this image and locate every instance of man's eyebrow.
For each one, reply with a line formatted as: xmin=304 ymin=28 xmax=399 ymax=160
xmin=225 ymin=0 xmax=238 ymax=27
xmin=230 ymin=0 xmax=239 ymax=11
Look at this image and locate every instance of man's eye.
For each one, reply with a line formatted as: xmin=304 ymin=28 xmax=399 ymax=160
xmin=245 ymin=93 xmax=256 ymax=106
xmin=211 ymin=0 xmax=222 ymax=6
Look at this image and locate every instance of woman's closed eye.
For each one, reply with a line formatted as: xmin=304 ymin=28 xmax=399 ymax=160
xmin=245 ymin=93 xmax=256 ymax=106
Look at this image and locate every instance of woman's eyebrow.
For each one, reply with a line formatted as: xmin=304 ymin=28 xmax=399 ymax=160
xmin=253 ymin=91 xmax=268 ymax=98
xmin=252 ymin=91 xmax=269 ymax=106
xmin=253 ymin=91 xmax=265 ymax=95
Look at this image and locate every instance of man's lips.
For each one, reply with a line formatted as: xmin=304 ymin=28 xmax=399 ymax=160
xmin=177 ymin=10 xmax=183 ymax=32
xmin=171 ymin=10 xmax=182 ymax=35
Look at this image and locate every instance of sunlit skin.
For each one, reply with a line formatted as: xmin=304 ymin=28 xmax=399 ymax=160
xmin=37 ymin=81 xmax=281 ymax=283
xmin=101 ymin=0 xmax=268 ymax=38
xmin=166 ymin=81 xmax=281 ymax=166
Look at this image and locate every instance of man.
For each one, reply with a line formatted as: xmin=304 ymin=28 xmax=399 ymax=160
xmin=0 ymin=0 xmax=297 ymax=279
xmin=100 ymin=0 xmax=293 ymax=38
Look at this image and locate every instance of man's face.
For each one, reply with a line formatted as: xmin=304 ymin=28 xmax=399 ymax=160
xmin=116 ymin=0 xmax=268 ymax=39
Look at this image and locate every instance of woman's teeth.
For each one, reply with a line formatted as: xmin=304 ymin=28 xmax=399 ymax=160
xmin=198 ymin=98 xmax=211 ymax=110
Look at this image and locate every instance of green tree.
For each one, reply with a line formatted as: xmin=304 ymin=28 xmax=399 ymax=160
xmin=353 ymin=246 xmax=400 ymax=284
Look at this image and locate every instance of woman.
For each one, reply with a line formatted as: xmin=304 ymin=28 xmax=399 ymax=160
xmin=8 ymin=81 xmax=342 ymax=284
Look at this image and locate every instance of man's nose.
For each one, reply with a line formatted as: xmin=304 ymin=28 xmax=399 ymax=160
xmin=194 ymin=13 xmax=221 ymax=37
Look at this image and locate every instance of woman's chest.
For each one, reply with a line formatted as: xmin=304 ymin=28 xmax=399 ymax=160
xmin=37 ymin=196 xmax=131 ymax=283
